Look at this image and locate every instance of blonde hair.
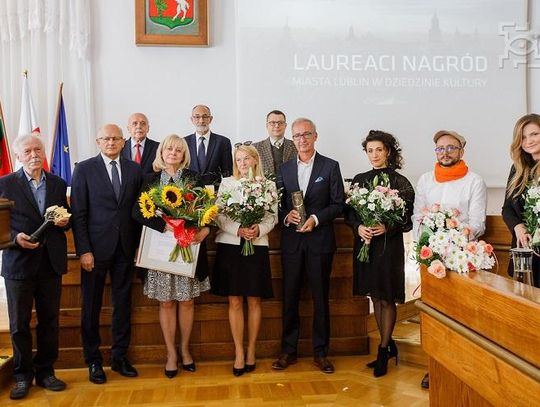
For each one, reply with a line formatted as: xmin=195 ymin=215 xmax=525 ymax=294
xmin=233 ymin=145 xmax=264 ymax=179
xmin=507 ymin=113 xmax=540 ymax=198
xmin=152 ymin=134 xmax=191 ymax=172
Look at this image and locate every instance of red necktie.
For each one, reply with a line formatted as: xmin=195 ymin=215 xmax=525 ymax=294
xmin=134 ymin=143 xmax=142 ymax=164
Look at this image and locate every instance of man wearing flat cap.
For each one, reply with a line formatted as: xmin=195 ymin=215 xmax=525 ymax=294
xmin=412 ymin=130 xmax=487 ymax=388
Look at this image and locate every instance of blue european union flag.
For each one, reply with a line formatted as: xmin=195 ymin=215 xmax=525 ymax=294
xmin=51 ymin=93 xmax=72 ymax=185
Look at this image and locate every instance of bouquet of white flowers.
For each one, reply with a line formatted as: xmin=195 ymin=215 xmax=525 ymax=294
xmin=217 ymin=170 xmax=280 ymax=256
xmin=415 ymin=204 xmax=495 ymax=278
xmin=523 ymin=182 xmax=540 ymax=247
xmin=346 ymin=173 xmax=406 ymax=262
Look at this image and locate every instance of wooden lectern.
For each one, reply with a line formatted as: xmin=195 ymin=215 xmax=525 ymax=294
xmin=0 ymin=198 xmax=14 ymax=249
xmin=417 ymin=266 xmax=540 ymax=406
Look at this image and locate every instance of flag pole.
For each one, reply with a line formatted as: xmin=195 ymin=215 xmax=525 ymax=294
xmin=0 ymin=99 xmax=13 ymax=172
xmin=50 ymin=82 xmax=64 ymax=165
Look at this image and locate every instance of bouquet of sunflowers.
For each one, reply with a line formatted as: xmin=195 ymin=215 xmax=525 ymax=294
xmin=138 ymin=179 xmax=218 ymax=263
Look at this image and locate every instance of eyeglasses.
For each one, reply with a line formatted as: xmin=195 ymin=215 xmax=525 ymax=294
xmin=192 ymin=115 xmax=212 ymax=121
xmin=98 ymin=137 xmax=123 ymax=143
xmin=435 ymin=145 xmax=461 ymax=154
xmin=234 ymin=141 xmax=253 ymax=148
xmin=292 ymin=131 xmax=314 ymax=141
xmin=267 ymin=121 xmax=285 ymax=127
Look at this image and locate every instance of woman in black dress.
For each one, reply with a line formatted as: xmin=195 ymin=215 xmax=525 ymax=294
xmin=345 ymin=130 xmax=415 ymax=377
xmin=502 ymin=113 xmax=540 ymax=288
xmin=212 ymin=144 xmax=277 ymax=376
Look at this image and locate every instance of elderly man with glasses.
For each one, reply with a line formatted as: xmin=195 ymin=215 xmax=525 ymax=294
xmin=412 ymin=130 xmax=487 ymax=389
xmin=71 ymin=124 xmax=143 ymax=385
xmin=253 ymin=110 xmax=297 ymax=176
xmin=185 ymin=105 xmax=233 ymax=188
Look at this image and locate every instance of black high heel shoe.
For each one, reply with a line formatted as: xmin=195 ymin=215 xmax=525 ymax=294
xmin=373 ymin=345 xmax=390 ymax=377
xmin=164 ymin=368 xmax=178 ymax=378
xmin=367 ymin=339 xmax=398 ymax=368
xmin=232 ymin=365 xmax=245 ymax=377
xmin=244 ymin=362 xmax=256 ymax=373
xmin=182 ymin=362 xmax=196 ymax=372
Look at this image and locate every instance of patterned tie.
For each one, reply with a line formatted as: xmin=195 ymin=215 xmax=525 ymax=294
xmin=134 ymin=143 xmax=142 ymax=164
xmin=197 ymin=136 xmax=207 ymax=172
xmin=110 ymin=160 xmax=121 ymax=200
xmin=275 ymin=139 xmax=283 ymax=149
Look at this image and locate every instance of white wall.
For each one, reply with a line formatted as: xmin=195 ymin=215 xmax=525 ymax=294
xmin=91 ymin=0 xmax=540 ymax=216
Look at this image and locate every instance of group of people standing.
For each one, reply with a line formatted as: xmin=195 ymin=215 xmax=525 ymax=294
xmin=1 ymin=104 xmax=539 ymax=400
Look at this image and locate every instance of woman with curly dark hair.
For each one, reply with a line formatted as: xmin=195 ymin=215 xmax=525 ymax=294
xmin=344 ymin=130 xmax=415 ymax=377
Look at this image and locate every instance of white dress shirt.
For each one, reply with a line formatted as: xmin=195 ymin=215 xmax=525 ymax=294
xmin=130 ymin=138 xmax=146 ymax=160
xmin=100 ymin=153 xmax=122 ymax=183
xmin=196 ymin=131 xmax=211 ymax=154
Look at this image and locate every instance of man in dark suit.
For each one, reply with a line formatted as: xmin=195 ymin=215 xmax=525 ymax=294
xmin=185 ymin=104 xmax=232 ymax=188
xmin=71 ymin=124 xmax=143 ymax=384
xmin=0 ymin=134 xmax=70 ymax=400
xmin=121 ymin=112 xmax=159 ymax=175
xmin=253 ymin=110 xmax=297 ymax=176
xmin=271 ymin=118 xmax=344 ymax=374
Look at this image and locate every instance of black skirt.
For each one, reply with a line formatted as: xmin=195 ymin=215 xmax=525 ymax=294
xmin=211 ymin=242 xmax=273 ymax=298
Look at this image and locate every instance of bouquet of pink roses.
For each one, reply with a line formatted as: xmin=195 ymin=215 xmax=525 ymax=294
xmin=346 ymin=173 xmax=406 ymax=262
xmin=415 ymin=204 xmax=495 ymax=278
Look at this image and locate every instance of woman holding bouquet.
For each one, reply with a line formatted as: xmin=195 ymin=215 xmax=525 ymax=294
xmin=212 ymin=143 xmax=278 ymax=376
xmin=133 ymin=134 xmax=211 ymax=378
xmin=344 ymin=130 xmax=415 ymax=377
xmin=502 ymin=113 xmax=540 ymax=287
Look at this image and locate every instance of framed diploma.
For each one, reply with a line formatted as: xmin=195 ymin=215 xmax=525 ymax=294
xmin=136 ymin=226 xmax=199 ymax=278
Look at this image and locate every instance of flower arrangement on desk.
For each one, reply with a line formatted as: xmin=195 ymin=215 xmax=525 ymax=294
xmin=138 ymin=179 xmax=218 ymax=263
xmin=216 ymin=169 xmax=280 ymax=256
xmin=346 ymin=173 xmax=407 ymax=262
xmin=415 ymin=204 xmax=495 ymax=278
xmin=523 ymin=182 xmax=540 ymax=248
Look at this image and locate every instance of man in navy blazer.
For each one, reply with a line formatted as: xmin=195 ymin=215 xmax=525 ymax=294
xmin=185 ymin=104 xmax=232 ymax=188
xmin=71 ymin=124 xmax=143 ymax=384
xmin=272 ymin=118 xmax=344 ymax=374
xmin=0 ymin=134 xmax=70 ymax=399
xmin=121 ymin=112 xmax=159 ymax=175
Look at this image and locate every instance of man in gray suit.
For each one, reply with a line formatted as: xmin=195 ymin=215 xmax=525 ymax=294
xmin=253 ymin=110 xmax=297 ymax=176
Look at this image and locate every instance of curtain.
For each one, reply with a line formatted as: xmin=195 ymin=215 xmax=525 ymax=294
xmin=0 ymin=0 xmax=94 ymax=167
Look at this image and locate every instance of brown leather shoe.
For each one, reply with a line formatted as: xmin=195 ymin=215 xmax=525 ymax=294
xmin=313 ymin=357 xmax=335 ymax=374
xmin=421 ymin=373 xmax=429 ymax=389
xmin=271 ymin=353 xmax=298 ymax=370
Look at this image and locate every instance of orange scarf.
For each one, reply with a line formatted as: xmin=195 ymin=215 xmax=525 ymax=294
xmin=434 ymin=160 xmax=469 ymax=182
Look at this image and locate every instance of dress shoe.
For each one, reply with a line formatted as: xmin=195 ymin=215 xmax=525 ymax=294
xmin=232 ymin=365 xmax=245 ymax=377
xmin=182 ymin=362 xmax=196 ymax=372
xmin=89 ymin=363 xmax=107 ymax=384
xmin=164 ymin=368 xmax=178 ymax=378
xmin=271 ymin=353 xmax=297 ymax=370
xmin=10 ymin=380 xmax=31 ymax=400
xmin=244 ymin=362 xmax=256 ymax=373
xmin=421 ymin=373 xmax=430 ymax=389
xmin=36 ymin=375 xmax=66 ymax=391
xmin=367 ymin=340 xmax=398 ymax=368
xmin=313 ymin=357 xmax=335 ymax=374
xmin=373 ymin=345 xmax=390 ymax=378
xmin=111 ymin=357 xmax=138 ymax=377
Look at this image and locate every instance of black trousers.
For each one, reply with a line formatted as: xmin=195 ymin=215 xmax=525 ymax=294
xmin=280 ymin=241 xmax=333 ymax=357
xmin=5 ymin=255 xmax=62 ymax=382
xmin=81 ymin=242 xmax=133 ymax=364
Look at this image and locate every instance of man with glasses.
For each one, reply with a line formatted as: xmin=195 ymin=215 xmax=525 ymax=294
xmin=412 ymin=130 xmax=486 ymax=388
xmin=253 ymin=110 xmax=297 ymax=176
xmin=272 ymin=118 xmax=344 ymax=374
xmin=121 ymin=112 xmax=159 ymax=175
xmin=185 ymin=105 xmax=232 ymax=188
xmin=71 ymin=124 xmax=143 ymax=385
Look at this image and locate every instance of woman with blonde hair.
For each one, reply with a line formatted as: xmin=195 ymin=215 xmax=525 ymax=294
xmin=502 ymin=113 xmax=540 ymax=287
xmin=133 ymin=134 xmax=211 ymax=377
xmin=212 ymin=142 xmax=277 ymax=376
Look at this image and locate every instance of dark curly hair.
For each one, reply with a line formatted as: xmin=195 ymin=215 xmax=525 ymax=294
xmin=361 ymin=130 xmax=404 ymax=170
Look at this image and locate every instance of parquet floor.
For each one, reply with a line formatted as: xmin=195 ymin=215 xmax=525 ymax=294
xmin=0 ymin=355 xmax=428 ymax=406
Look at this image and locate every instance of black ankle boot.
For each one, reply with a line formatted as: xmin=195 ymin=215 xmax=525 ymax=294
xmin=367 ymin=339 xmax=398 ymax=368
xmin=373 ymin=345 xmax=390 ymax=377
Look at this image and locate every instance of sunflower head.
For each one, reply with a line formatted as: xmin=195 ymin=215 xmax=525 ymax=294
xmin=200 ymin=204 xmax=219 ymax=226
xmin=161 ymin=185 xmax=183 ymax=208
xmin=139 ymin=192 xmax=156 ymax=219
xmin=205 ymin=187 xmax=216 ymax=199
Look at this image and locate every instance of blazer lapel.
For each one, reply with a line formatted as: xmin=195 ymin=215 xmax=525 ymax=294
xmin=15 ymin=169 xmax=42 ymax=217
xmin=121 ymin=141 xmax=131 ymax=161
xmin=304 ymin=153 xmax=323 ymax=198
xmin=187 ymin=135 xmax=200 ymax=172
xmin=204 ymin=133 xmax=218 ymax=172
xmin=287 ymin=160 xmax=301 ymax=193
xmin=283 ymin=139 xmax=297 ymax=162
xmin=95 ymin=154 xmax=117 ymax=202
xmin=261 ymin=139 xmax=273 ymax=172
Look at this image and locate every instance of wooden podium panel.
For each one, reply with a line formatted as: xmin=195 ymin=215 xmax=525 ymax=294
xmin=418 ymin=266 xmax=540 ymax=406
xmin=0 ymin=198 xmax=14 ymax=249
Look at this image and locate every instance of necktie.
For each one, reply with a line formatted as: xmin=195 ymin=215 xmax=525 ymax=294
xmin=134 ymin=143 xmax=142 ymax=164
xmin=197 ymin=137 xmax=207 ymax=172
xmin=111 ymin=160 xmax=121 ymax=200
xmin=275 ymin=140 xmax=283 ymax=149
